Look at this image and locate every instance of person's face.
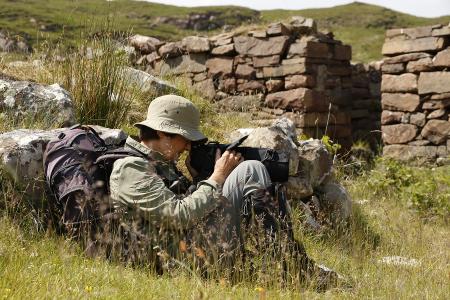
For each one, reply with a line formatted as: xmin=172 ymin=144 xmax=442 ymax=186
xmin=160 ymin=133 xmax=191 ymax=161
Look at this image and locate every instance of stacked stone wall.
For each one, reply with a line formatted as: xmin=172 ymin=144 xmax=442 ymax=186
xmin=381 ymin=24 xmax=450 ymax=161
xmin=131 ymin=17 xmax=356 ymax=148
xmin=350 ymin=62 xmax=382 ymax=147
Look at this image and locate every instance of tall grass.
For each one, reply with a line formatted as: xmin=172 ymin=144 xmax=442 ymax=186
xmin=44 ymin=36 xmax=144 ymax=129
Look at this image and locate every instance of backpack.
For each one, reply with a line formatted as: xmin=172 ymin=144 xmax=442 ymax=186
xmin=43 ymin=124 xmax=144 ymax=238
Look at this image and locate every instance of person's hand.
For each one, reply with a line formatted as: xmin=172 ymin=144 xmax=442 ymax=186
xmin=209 ymin=149 xmax=243 ymax=185
xmin=185 ymin=153 xmax=199 ymax=179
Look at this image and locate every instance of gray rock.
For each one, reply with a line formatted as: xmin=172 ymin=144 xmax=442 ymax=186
xmin=272 ymin=117 xmax=298 ymax=145
xmin=121 ymin=67 xmax=177 ymax=94
xmin=410 ymin=112 xmax=426 ymax=127
xmin=381 ymin=63 xmax=405 ymax=74
xmin=158 ymin=42 xmax=182 ymax=58
xmin=289 ymin=16 xmax=317 ymax=34
xmin=128 ymin=35 xmax=163 ymax=54
xmin=0 ymin=126 xmax=127 ymax=198
xmin=181 ymin=36 xmax=210 ymax=53
xmin=318 ymin=182 xmax=352 ymax=224
xmin=0 ymin=79 xmax=75 ymax=127
xmin=227 ymin=120 xmax=300 ymax=180
xmin=297 ymin=139 xmax=333 ymax=188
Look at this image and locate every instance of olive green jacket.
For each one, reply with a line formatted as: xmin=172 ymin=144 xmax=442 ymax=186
xmin=109 ymin=137 xmax=223 ymax=230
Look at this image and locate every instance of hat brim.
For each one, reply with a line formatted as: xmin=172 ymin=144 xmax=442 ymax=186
xmin=134 ymin=119 xmax=207 ymax=142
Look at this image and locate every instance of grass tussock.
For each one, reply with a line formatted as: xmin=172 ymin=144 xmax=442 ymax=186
xmin=43 ymin=37 xmax=143 ymax=129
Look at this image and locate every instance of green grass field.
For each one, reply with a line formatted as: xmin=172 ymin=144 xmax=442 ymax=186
xmin=0 ymin=0 xmax=448 ymax=62
xmin=1 ymin=160 xmax=449 ymax=299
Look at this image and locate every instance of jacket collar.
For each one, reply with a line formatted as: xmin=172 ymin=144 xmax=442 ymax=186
xmin=124 ymin=136 xmax=168 ymax=163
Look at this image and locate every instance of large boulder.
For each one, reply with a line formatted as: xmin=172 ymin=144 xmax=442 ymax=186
xmin=227 ymin=118 xmax=336 ymax=200
xmin=227 ymin=118 xmax=300 ymax=182
xmin=0 ymin=79 xmax=75 ymax=127
xmin=227 ymin=118 xmax=351 ymax=223
xmin=0 ymin=126 xmax=127 ymax=198
xmin=297 ymin=139 xmax=334 ymax=189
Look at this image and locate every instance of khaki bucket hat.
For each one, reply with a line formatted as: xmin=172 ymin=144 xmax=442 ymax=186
xmin=135 ymin=94 xmax=206 ymax=142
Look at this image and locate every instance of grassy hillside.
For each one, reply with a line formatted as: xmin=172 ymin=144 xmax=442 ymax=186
xmin=0 ymin=0 xmax=448 ymax=62
xmin=261 ymin=2 xmax=450 ymax=62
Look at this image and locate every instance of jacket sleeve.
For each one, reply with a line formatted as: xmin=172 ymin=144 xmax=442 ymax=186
xmin=113 ymin=159 xmax=224 ymax=229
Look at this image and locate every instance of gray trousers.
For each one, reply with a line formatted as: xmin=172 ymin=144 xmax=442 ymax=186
xmin=198 ymin=160 xmax=272 ymax=258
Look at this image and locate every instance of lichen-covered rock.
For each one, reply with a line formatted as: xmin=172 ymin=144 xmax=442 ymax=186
xmin=0 ymin=79 xmax=75 ymax=127
xmin=0 ymin=126 xmax=127 ymax=198
xmin=227 ymin=118 xmax=338 ymax=201
xmin=297 ymin=139 xmax=333 ymax=188
xmin=227 ymin=118 xmax=300 ymax=179
xmin=121 ymin=67 xmax=178 ymax=94
xmin=128 ymin=35 xmax=164 ymax=54
xmin=318 ymin=182 xmax=352 ymax=224
xmin=181 ymin=36 xmax=210 ymax=53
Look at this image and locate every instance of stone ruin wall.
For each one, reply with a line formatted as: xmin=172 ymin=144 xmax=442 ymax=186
xmin=130 ymin=17 xmax=382 ymax=150
xmin=350 ymin=62 xmax=382 ymax=148
xmin=381 ymin=24 xmax=450 ymax=161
